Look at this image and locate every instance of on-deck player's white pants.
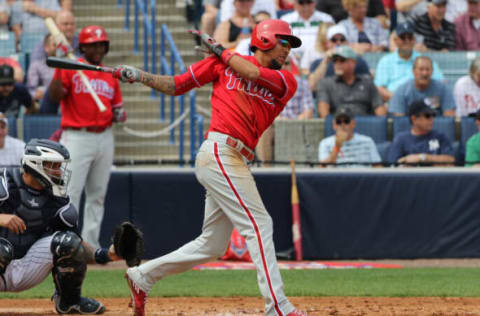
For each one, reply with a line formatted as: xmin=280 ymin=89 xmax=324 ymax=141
xmin=60 ymin=128 xmax=114 ymax=249
xmin=0 ymin=235 xmax=54 ymax=292
xmin=128 ymin=137 xmax=295 ymax=316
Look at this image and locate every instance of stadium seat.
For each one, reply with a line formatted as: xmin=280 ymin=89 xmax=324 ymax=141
xmin=362 ymin=52 xmax=386 ymax=70
xmin=392 ymin=116 xmax=456 ymax=143
xmin=461 ymin=117 xmax=478 ymax=146
xmin=376 ymin=141 xmax=391 ymax=163
xmin=424 ymin=51 xmax=476 ymax=76
xmin=0 ymin=32 xmax=16 ymax=56
xmin=22 ymin=115 xmax=61 ymax=143
xmin=7 ymin=115 xmax=17 ymax=138
xmin=20 ymin=32 xmax=45 ymax=54
xmin=324 ymin=115 xmax=388 ymax=143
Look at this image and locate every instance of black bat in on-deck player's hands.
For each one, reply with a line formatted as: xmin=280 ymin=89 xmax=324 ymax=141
xmin=46 ymin=57 xmax=114 ymax=73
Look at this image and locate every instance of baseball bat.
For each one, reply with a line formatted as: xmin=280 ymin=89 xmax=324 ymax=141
xmin=290 ymin=160 xmax=303 ymax=261
xmin=46 ymin=57 xmax=114 ymax=73
xmin=44 ymin=17 xmax=107 ymax=112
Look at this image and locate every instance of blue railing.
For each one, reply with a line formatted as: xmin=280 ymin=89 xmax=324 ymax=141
xmin=121 ymin=1 xmax=202 ymax=165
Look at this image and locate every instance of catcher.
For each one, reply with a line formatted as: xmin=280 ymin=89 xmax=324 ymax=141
xmin=0 ymin=138 xmax=143 ymax=314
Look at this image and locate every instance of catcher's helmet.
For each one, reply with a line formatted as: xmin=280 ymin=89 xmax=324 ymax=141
xmin=22 ymin=139 xmax=71 ymax=197
xmin=250 ymin=19 xmax=302 ymax=52
xmin=79 ymin=25 xmax=109 ymax=52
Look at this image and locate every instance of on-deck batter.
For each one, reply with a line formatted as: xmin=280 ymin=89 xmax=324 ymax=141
xmin=113 ymin=19 xmax=306 ymax=316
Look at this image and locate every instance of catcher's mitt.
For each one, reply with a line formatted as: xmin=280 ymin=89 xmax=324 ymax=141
xmin=113 ymin=221 xmax=144 ymax=267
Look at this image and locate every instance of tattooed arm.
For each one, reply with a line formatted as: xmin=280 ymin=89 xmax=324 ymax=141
xmin=138 ymin=73 xmax=176 ymax=96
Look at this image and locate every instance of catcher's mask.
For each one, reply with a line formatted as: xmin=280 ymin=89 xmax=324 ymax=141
xmin=22 ymin=139 xmax=72 ymax=197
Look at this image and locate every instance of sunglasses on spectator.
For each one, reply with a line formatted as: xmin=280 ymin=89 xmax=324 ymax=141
xmin=331 ymin=36 xmax=346 ymax=43
xmin=419 ymin=113 xmax=435 ymax=119
xmin=298 ymin=0 xmax=313 ymax=4
xmin=0 ymin=83 xmax=13 ymax=87
xmin=335 ymin=118 xmax=351 ymax=125
xmin=332 ymin=56 xmax=347 ymax=63
xmin=278 ymin=38 xmax=291 ymax=48
xmin=399 ymin=33 xmax=414 ymax=41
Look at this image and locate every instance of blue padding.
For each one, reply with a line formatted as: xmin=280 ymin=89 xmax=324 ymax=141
xmin=130 ymin=171 xmax=293 ymax=259
xmin=0 ymin=32 xmax=16 ymax=55
xmin=7 ymin=116 xmax=16 ymax=138
xmin=392 ymin=116 xmax=456 ymax=143
xmin=376 ymin=141 xmax=391 ymax=162
xmin=98 ymin=171 xmax=131 ymax=248
xmin=324 ymin=115 xmax=388 ymax=143
xmin=22 ymin=115 xmax=61 ymax=143
xmin=461 ymin=117 xmax=477 ymax=146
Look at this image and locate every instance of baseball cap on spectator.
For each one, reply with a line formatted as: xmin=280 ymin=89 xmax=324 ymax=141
xmin=327 ymin=24 xmax=348 ymax=41
xmin=332 ymin=45 xmax=357 ymax=60
xmin=408 ymin=99 xmax=435 ymax=117
xmin=0 ymin=65 xmax=14 ymax=85
xmin=334 ymin=108 xmax=354 ymax=120
xmin=396 ymin=22 xmax=414 ymax=36
xmin=428 ymin=0 xmax=447 ymax=5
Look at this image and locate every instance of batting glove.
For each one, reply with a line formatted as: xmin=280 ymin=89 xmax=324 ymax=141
xmin=112 ymin=65 xmax=142 ymax=83
xmin=112 ymin=105 xmax=127 ymax=123
xmin=189 ymin=30 xmax=238 ymax=64
xmin=55 ymin=42 xmax=72 ymax=58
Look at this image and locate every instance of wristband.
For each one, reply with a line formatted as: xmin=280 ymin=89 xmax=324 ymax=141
xmin=94 ymin=247 xmax=112 ymax=264
xmin=332 ymin=146 xmax=341 ymax=153
xmin=220 ymin=50 xmax=238 ymax=64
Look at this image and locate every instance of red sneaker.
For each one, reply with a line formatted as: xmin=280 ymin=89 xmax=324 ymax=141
xmin=125 ymin=272 xmax=147 ymax=316
xmin=287 ymin=310 xmax=307 ymax=316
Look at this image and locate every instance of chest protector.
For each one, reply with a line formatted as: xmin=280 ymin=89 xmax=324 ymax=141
xmin=0 ymin=168 xmax=75 ymax=259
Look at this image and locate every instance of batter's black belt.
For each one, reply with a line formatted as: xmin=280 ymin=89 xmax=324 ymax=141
xmin=64 ymin=125 xmax=110 ymax=133
xmin=207 ymin=132 xmax=255 ymax=161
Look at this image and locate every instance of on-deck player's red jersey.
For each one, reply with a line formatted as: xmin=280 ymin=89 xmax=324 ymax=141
xmin=174 ymin=55 xmax=297 ymax=150
xmin=53 ymin=58 xmax=123 ymax=129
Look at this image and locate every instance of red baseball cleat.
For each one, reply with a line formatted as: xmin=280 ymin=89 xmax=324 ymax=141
xmin=125 ymin=272 xmax=147 ymax=316
xmin=287 ymin=310 xmax=308 ymax=316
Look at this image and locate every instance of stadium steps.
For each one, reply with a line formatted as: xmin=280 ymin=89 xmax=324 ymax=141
xmin=73 ymin=0 xmax=212 ymax=164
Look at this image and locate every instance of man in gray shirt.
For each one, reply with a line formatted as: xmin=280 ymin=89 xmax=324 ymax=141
xmin=316 ymin=45 xmax=386 ymax=117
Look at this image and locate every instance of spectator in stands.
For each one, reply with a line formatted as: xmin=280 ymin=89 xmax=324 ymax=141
xmin=0 ymin=57 xmax=24 ymax=83
xmin=454 ymin=57 xmax=480 ymax=117
xmin=31 ymin=9 xmax=79 ymax=62
xmin=0 ymin=112 xmax=24 ymax=166
xmin=0 ymin=65 xmax=34 ymax=116
xmin=0 ymin=0 xmax=9 ymax=32
xmin=281 ymin=0 xmax=334 ymax=59
xmin=318 ymin=108 xmax=381 ymax=167
xmin=374 ymin=22 xmax=444 ymax=102
xmin=389 ymin=56 xmax=455 ymax=116
xmin=316 ymin=0 xmax=388 ymax=28
xmin=220 ymin=0 xmax=277 ymax=23
xmin=454 ymin=0 xmax=480 ymax=51
xmin=300 ymin=22 xmax=332 ymax=74
xmin=255 ymin=56 xmax=314 ymax=162
xmin=11 ymin=0 xmax=62 ymax=46
xmin=465 ymin=109 xmax=480 ymax=167
xmin=308 ymin=24 xmax=371 ymax=89
xmin=235 ymin=11 xmax=271 ymax=56
xmin=396 ymin=0 xmax=466 ymax=24
xmin=59 ymin=0 xmax=72 ymax=11
xmin=316 ymin=45 xmax=386 ymax=118
xmin=213 ymin=0 xmax=255 ymax=49
xmin=411 ymin=0 xmax=456 ymax=51
xmin=27 ymin=34 xmax=55 ymax=104
xmin=200 ymin=0 xmax=222 ymax=36
xmin=387 ymin=99 xmax=455 ymax=166
xmin=338 ymin=0 xmax=390 ymax=53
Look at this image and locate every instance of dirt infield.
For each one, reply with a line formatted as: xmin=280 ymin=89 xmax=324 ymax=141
xmin=1 ymin=297 xmax=480 ymax=315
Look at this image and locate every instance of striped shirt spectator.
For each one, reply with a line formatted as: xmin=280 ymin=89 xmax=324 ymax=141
xmin=411 ymin=2 xmax=456 ymax=51
xmin=339 ymin=16 xmax=389 ymax=49
xmin=280 ymin=77 xmax=314 ymax=119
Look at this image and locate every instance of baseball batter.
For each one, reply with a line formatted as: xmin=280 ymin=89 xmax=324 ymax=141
xmin=113 ymin=20 xmax=306 ymax=316
xmin=0 ymin=138 xmax=124 ymax=314
xmin=48 ymin=25 xmax=126 ymax=249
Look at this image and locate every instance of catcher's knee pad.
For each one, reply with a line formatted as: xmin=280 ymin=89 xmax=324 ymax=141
xmin=50 ymin=231 xmax=87 ymax=306
xmin=0 ymin=238 xmax=13 ymax=274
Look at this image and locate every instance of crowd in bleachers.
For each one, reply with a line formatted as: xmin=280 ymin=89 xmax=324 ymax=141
xmin=200 ymin=0 xmax=480 ymax=167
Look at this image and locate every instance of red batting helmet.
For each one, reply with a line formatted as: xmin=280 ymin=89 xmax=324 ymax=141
xmin=250 ymin=19 xmax=302 ymax=52
xmin=79 ymin=25 xmax=109 ymax=52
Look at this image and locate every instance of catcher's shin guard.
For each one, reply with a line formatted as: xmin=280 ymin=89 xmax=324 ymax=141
xmin=50 ymin=231 xmax=105 ymax=314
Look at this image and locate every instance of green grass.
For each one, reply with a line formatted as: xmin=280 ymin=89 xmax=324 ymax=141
xmin=1 ymin=268 xmax=479 ymax=299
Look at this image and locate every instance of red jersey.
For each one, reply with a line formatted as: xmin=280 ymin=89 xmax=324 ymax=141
xmin=53 ymin=58 xmax=123 ymax=129
xmin=174 ymin=55 xmax=297 ymax=150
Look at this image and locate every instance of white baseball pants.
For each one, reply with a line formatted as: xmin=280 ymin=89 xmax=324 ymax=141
xmin=0 ymin=235 xmax=54 ymax=292
xmin=128 ymin=137 xmax=295 ymax=316
xmin=60 ymin=128 xmax=114 ymax=249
